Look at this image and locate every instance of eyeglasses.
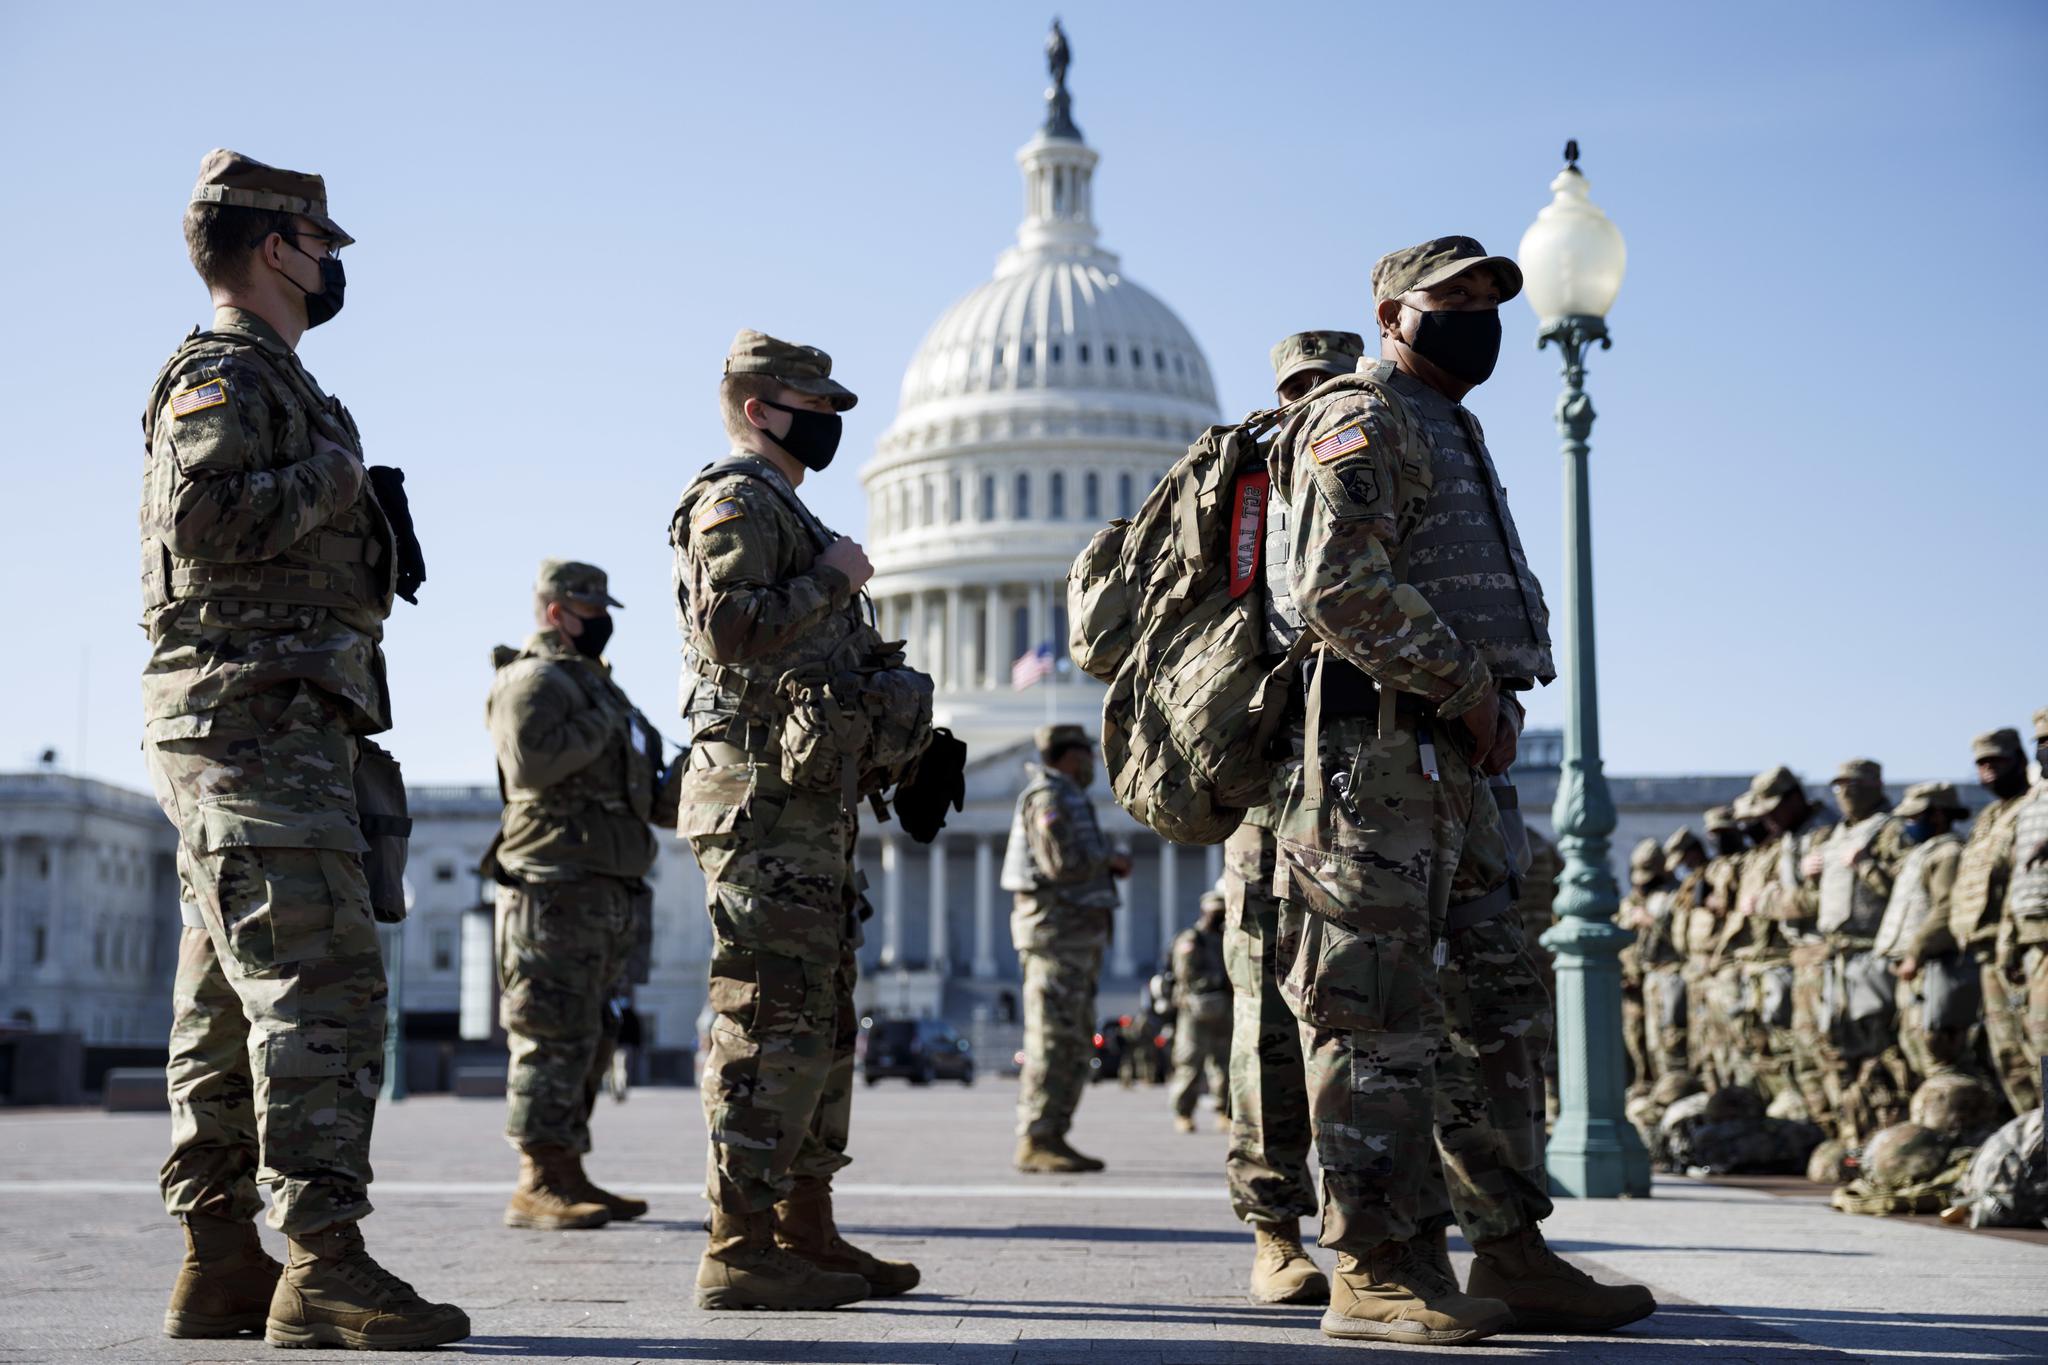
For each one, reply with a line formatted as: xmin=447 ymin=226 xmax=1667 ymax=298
xmin=284 ymin=228 xmax=343 ymax=259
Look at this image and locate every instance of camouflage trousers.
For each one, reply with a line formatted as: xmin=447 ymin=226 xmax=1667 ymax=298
xmin=1222 ymin=820 xmax=1315 ymax=1226
xmin=147 ymin=684 xmax=386 ymax=1236
xmin=1684 ymin=963 xmax=1723 ymax=1087
xmin=1983 ymin=956 xmax=2043 ymax=1118
xmin=1016 ymin=937 xmax=1104 ymax=1141
xmin=1272 ymin=714 xmax=1509 ymax=1254
xmin=1170 ymin=1008 xmax=1231 ymax=1120
xmin=1896 ymin=953 xmax=1982 ymax=1084
xmin=1790 ymin=943 xmax=1904 ymax=1143
xmin=686 ymin=772 xmax=861 ymax=1215
xmin=1620 ymin=981 xmax=1649 ymax=1096
xmin=2023 ymin=943 xmax=2048 ymax=1081
xmin=1642 ymin=966 xmax=1689 ymax=1086
xmin=496 ymin=874 xmax=638 ymax=1153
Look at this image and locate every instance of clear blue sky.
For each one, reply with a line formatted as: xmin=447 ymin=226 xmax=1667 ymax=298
xmin=1 ymin=0 xmax=2042 ymax=794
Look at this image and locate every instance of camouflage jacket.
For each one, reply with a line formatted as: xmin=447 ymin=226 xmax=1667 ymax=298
xmin=486 ymin=630 xmax=659 ymax=883
xmin=1004 ymin=763 xmax=1117 ymax=953
xmin=2006 ymin=783 xmax=2048 ymax=946
xmin=1814 ymin=810 xmax=1914 ymax=944
xmin=1719 ymin=816 xmax=1832 ymax=964
xmin=1172 ymin=925 xmax=1230 ymax=1016
xmin=1269 ymin=363 xmax=1552 ymax=719
xmin=138 ymin=306 xmax=394 ymax=733
xmin=1946 ymin=792 xmax=2026 ymax=954
xmin=1887 ymin=832 xmax=1963 ymax=961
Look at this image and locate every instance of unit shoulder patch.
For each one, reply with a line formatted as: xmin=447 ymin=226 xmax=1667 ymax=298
xmin=169 ymin=377 xmax=229 ymax=420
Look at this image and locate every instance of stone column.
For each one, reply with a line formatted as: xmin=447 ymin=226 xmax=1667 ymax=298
xmin=1157 ymin=841 xmax=1178 ymax=965
xmin=1110 ymin=846 xmax=1136 ymax=979
xmin=45 ymin=839 xmax=68 ymax=979
xmin=946 ymin=589 xmax=966 ymax=696
xmin=1030 ymin=581 xmax=1049 ymax=653
xmin=880 ymin=835 xmax=903 ymax=968
xmin=0 ymin=836 xmax=14 ymax=979
xmin=928 ymin=841 xmax=949 ymax=975
xmin=982 ymin=585 xmax=1002 ymax=690
xmin=909 ymin=593 xmax=929 ymax=679
xmin=972 ymin=836 xmax=998 ymax=978
xmin=1205 ymin=844 xmax=1223 ymax=889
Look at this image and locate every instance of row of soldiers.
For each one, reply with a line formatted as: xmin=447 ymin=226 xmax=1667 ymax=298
xmin=1611 ymin=722 xmax=2048 ymax=1165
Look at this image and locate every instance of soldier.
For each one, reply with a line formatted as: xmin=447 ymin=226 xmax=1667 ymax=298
xmin=1617 ymin=838 xmax=1669 ymax=1099
xmin=485 ymin=559 xmax=668 ymax=1231
xmin=2007 ymin=710 xmax=2048 ymax=1073
xmin=1793 ymin=760 xmax=1911 ymax=1143
xmin=1678 ymin=808 xmax=1742 ymax=1087
xmin=142 ymin=150 xmax=465 ymax=1349
xmin=1517 ymin=830 xmax=1563 ymax=1120
xmin=1653 ymin=828 xmax=1705 ymax=1083
xmin=1003 ymin=724 xmax=1129 ymax=1173
xmin=1880 ymin=783 xmax=1974 ymax=1088
xmin=670 ymin=329 xmax=927 ymax=1310
xmin=1919 ymin=728 xmax=2038 ymax=1116
xmin=1719 ymin=768 xmax=1832 ymax=1108
xmin=1169 ymin=890 xmax=1233 ymax=1134
xmin=1263 ymin=238 xmax=1651 ymax=1344
xmin=1215 ymin=332 xmax=1367 ymax=1307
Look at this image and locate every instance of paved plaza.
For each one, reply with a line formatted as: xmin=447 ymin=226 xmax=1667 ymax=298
xmin=0 ymin=1081 xmax=2043 ymax=1363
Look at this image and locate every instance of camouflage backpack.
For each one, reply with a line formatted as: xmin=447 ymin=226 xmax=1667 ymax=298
xmin=1948 ymin=1108 xmax=2047 ymax=1229
xmin=1830 ymin=1121 xmax=1976 ymax=1217
xmin=1068 ymin=407 xmax=1311 ymax=845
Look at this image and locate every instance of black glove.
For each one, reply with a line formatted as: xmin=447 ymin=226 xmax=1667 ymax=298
xmin=892 ymin=728 xmax=967 ymax=844
xmin=366 ymin=465 xmax=427 ymax=605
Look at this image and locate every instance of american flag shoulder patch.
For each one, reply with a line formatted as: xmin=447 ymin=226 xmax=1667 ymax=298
xmin=1311 ymin=421 xmax=1369 ymax=463
xmin=1039 ymin=810 xmax=1061 ymax=828
xmin=696 ymin=498 xmax=745 ymax=531
xmin=169 ymin=378 xmax=229 ymax=420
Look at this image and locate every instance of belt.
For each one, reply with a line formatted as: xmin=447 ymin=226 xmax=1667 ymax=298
xmin=1295 ymin=656 xmax=1430 ymax=721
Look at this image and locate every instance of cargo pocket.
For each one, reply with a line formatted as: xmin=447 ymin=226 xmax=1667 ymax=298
xmin=1304 ymin=920 xmax=1401 ymax=1032
xmin=707 ymin=949 xmax=826 ymax=1040
xmin=259 ymin=1024 xmax=350 ymax=1078
xmin=675 ymin=762 xmax=759 ymax=838
xmin=214 ymin=847 xmax=340 ymax=973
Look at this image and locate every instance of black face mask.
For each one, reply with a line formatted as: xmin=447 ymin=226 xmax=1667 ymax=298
xmin=283 ymin=236 xmax=346 ymax=328
xmin=1402 ymin=305 xmax=1502 ymax=386
xmin=1985 ymin=764 xmax=2028 ymax=800
xmin=761 ymin=399 xmax=843 ymax=471
xmin=570 ymin=613 xmax=613 ymax=659
xmin=1903 ymin=817 xmax=1933 ymax=844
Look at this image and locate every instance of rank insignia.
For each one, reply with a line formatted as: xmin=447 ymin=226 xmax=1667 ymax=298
xmin=169 ymin=378 xmax=228 ymax=419
xmin=696 ymin=498 xmax=745 ymax=531
xmin=1311 ymin=422 xmax=1369 ymax=463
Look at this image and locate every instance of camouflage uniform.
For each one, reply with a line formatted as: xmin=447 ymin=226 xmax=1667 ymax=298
xmin=1003 ymin=731 xmax=1118 ymax=1144
xmin=143 ymin=285 xmax=397 ymax=1237
xmin=1517 ymin=832 xmax=1563 ymax=1119
xmin=2006 ymin=710 xmax=2048 ymax=1082
xmin=485 ymin=562 xmax=660 ymax=1157
xmin=1874 ymin=784 xmax=1971 ymax=1090
xmin=1616 ymin=841 xmax=1665 ymax=1098
xmin=669 ymin=333 xmax=911 ymax=1218
xmin=1223 ymin=817 xmax=1317 ymax=1224
xmin=1169 ymin=902 xmax=1232 ymax=1121
xmin=1262 ymin=255 xmax=1557 ymax=1255
xmin=1676 ymin=810 xmax=1742 ymax=1088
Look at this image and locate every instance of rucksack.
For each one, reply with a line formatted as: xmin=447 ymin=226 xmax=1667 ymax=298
xmin=1068 ymin=406 xmax=1311 ymax=845
xmin=1948 ymin=1108 xmax=2048 ymax=1229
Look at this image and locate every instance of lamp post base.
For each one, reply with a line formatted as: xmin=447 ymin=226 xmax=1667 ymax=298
xmin=1547 ymin=1116 xmax=1651 ymax=1198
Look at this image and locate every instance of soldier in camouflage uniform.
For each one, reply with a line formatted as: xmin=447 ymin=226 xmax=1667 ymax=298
xmin=671 ymin=330 xmax=927 ymax=1310
xmin=1617 ymin=838 xmax=1666 ymax=1099
xmin=486 ymin=559 xmax=668 ymax=1231
xmin=1676 ymin=809 xmax=1741 ymax=1088
xmin=1792 ymin=759 xmax=1912 ymax=1143
xmin=142 ymin=151 xmax=466 ymax=1350
xmin=1004 ymin=724 xmax=1128 ymax=1173
xmin=1517 ymin=830 xmax=1563 ymax=1120
xmin=2006 ymin=710 xmax=2048 ymax=1076
xmin=1878 ymin=783 xmax=1973 ymax=1091
xmin=1262 ymin=239 xmax=1651 ymax=1344
xmin=1169 ymin=891 xmax=1233 ymax=1132
xmin=1651 ymin=827 xmax=1705 ymax=1085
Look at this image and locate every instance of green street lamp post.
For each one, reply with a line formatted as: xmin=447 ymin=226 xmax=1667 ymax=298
xmin=1520 ymin=142 xmax=1650 ymax=1198
xmin=380 ymin=878 xmax=415 ymax=1103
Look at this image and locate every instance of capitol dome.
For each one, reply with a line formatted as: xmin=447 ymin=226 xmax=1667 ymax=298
xmin=860 ymin=36 xmax=1221 ymax=756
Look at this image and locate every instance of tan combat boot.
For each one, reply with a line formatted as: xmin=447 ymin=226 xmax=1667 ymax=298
xmin=1173 ymin=1114 xmax=1197 ymax=1134
xmin=503 ymin=1146 xmax=611 ymax=1230
xmin=1014 ymin=1137 xmax=1096 ymax=1174
xmin=1046 ymin=1135 xmax=1106 ymax=1171
xmin=163 ymin=1213 xmax=282 ymax=1338
xmin=1246 ymin=1219 xmax=1329 ymax=1306
xmin=1322 ymin=1238 xmax=1512 ymax=1345
xmin=774 ymin=1177 xmax=920 ymax=1296
xmin=566 ymin=1151 xmax=649 ymax=1222
xmin=265 ymin=1221 xmax=470 ymax=1350
xmin=695 ymin=1206 xmax=869 ymax=1310
xmin=1467 ymin=1226 xmax=1657 ymax=1332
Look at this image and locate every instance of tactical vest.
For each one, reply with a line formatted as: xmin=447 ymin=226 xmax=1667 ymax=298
xmin=140 ymin=328 xmax=393 ymax=620
xmin=1000 ymin=763 xmax=1118 ymax=909
xmin=2007 ymin=788 xmax=2048 ymax=940
xmin=1176 ymin=927 xmax=1231 ymax=1011
xmin=1639 ymin=887 xmax=1683 ymax=967
xmin=1949 ymin=795 xmax=2023 ymax=951
xmin=668 ymin=454 xmax=869 ymax=725
xmin=1817 ymin=810 xmax=1900 ymax=939
xmin=1872 ymin=833 xmax=1958 ymax=960
xmin=1262 ymin=363 xmax=1552 ymax=686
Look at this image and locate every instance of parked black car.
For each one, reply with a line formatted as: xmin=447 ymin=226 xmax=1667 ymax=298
xmin=859 ymin=1017 xmax=975 ymax=1086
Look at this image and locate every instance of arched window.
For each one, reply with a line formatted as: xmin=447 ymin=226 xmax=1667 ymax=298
xmin=1050 ymin=342 xmax=1063 ymax=364
xmin=949 ymin=476 xmax=963 ymax=523
xmin=1049 ymin=471 xmax=1066 ymax=519
xmin=980 ymin=474 xmax=996 ymax=520
xmin=1083 ymin=472 xmax=1101 ymax=519
xmin=1014 ymin=472 xmax=1032 ymax=519
xmin=1117 ymin=472 xmax=1135 ymax=519
xmin=1105 ymin=346 xmax=1117 ymax=366
xmin=1078 ymin=343 xmax=1091 ymax=364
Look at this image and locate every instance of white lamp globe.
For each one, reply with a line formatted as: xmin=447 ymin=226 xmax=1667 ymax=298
xmin=1518 ymin=144 xmax=1626 ymax=324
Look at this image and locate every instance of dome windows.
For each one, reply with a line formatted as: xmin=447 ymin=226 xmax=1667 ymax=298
xmin=1083 ymin=471 xmax=1100 ymax=520
xmin=1117 ymin=471 xmax=1134 ymax=519
xmin=980 ymin=474 xmax=996 ymax=521
xmin=1049 ymin=471 xmax=1066 ymax=519
xmin=1014 ymin=472 xmax=1032 ymax=519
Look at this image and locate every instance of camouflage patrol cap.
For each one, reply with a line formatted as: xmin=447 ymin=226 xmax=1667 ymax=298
xmin=1895 ymin=781 xmax=1967 ymax=819
xmin=1663 ymin=826 xmax=1704 ymax=859
xmin=1035 ymin=723 xmax=1091 ymax=757
xmin=1703 ymin=805 xmax=1738 ymax=834
xmin=2033 ymin=706 xmax=2048 ymax=742
xmin=1832 ymin=758 xmax=1882 ymax=787
xmin=1970 ymin=728 xmax=2023 ymax=762
xmin=1629 ymin=836 xmax=1662 ymax=883
xmin=190 ymin=149 xmax=352 ymax=247
xmin=724 ymin=329 xmax=857 ymax=411
xmin=1270 ymin=331 xmax=1365 ymax=393
xmin=1371 ymin=236 xmax=1523 ymax=304
xmin=1746 ymin=764 xmax=1804 ymax=806
xmin=535 ymin=558 xmax=623 ymax=608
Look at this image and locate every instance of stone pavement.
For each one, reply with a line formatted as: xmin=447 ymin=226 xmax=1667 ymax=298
xmin=0 ymin=1081 xmax=2043 ymax=1363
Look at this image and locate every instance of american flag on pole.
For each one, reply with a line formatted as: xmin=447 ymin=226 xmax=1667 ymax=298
xmin=1011 ymin=641 xmax=1056 ymax=690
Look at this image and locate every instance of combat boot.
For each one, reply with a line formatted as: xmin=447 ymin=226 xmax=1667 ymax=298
xmin=1246 ymin=1219 xmax=1329 ymax=1306
xmin=774 ymin=1177 xmax=920 ymax=1296
xmin=1046 ymin=1135 xmax=1106 ymax=1171
xmin=566 ymin=1151 xmax=649 ymax=1222
xmin=1322 ymin=1238 xmax=1512 ymax=1346
xmin=503 ymin=1146 xmax=611 ymax=1230
xmin=1414 ymin=1222 xmax=1454 ymax=1286
xmin=1013 ymin=1137 xmax=1090 ymax=1173
xmin=265 ymin=1221 xmax=470 ymax=1350
xmin=1467 ymin=1226 xmax=1657 ymax=1333
xmin=695 ymin=1207 xmax=869 ymax=1311
xmin=1173 ymin=1114 xmax=1196 ymax=1134
xmin=162 ymin=1213 xmax=282 ymax=1338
